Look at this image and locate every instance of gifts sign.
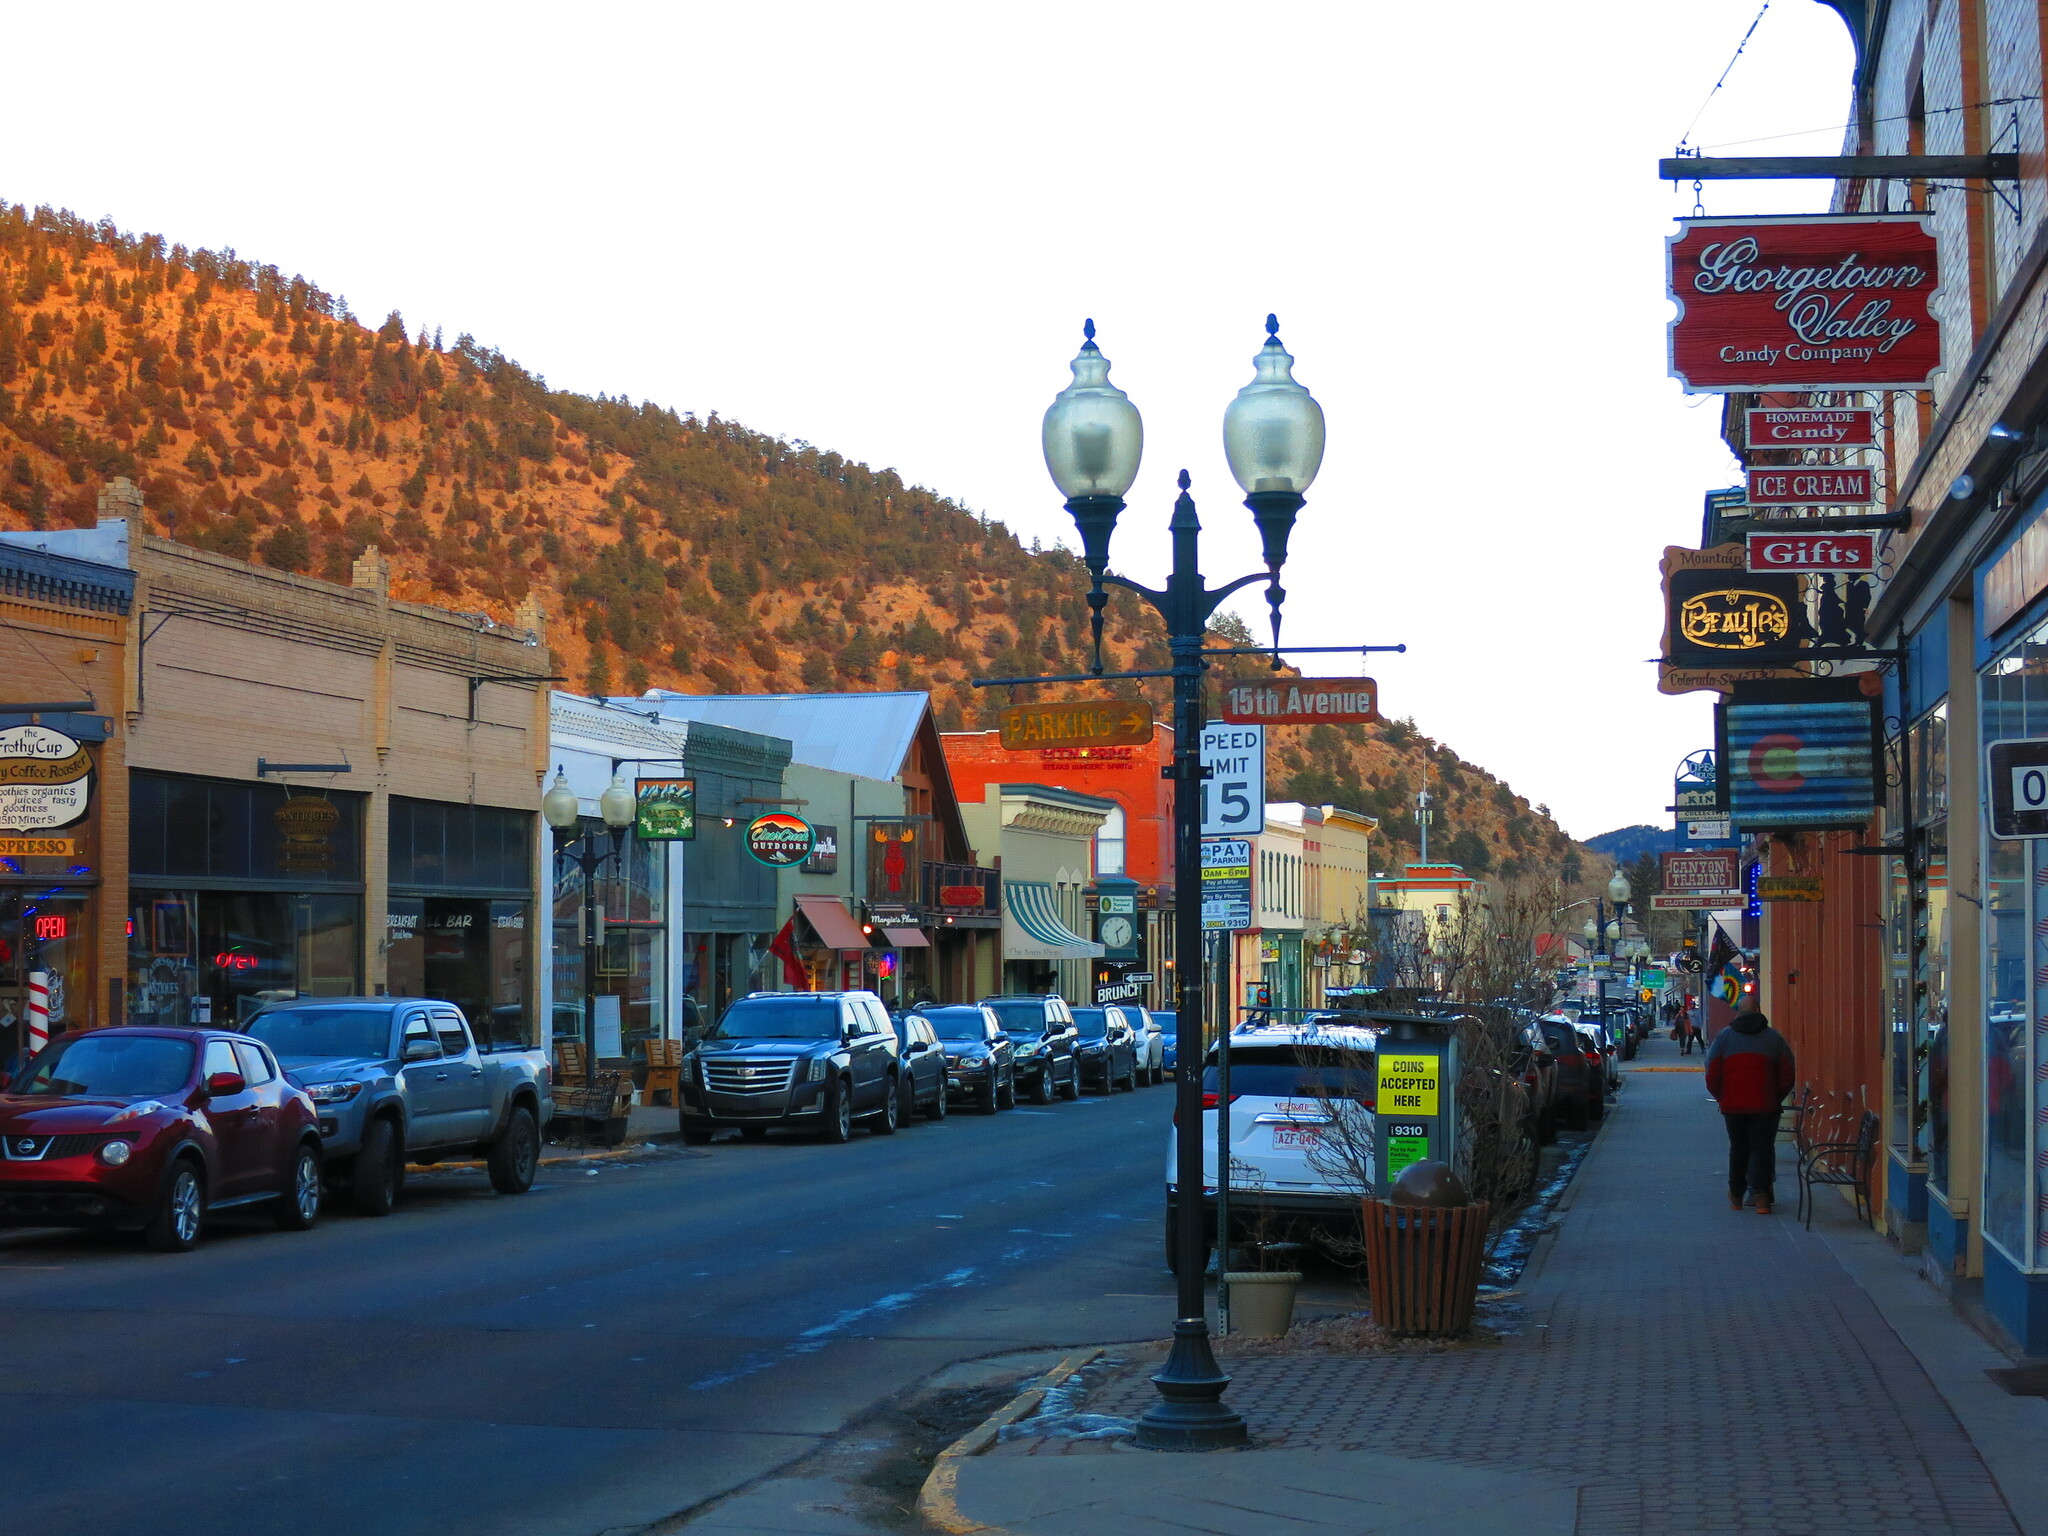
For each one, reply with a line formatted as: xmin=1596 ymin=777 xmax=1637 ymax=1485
xmin=1668 ymin=215 xmax=1945 ymax=392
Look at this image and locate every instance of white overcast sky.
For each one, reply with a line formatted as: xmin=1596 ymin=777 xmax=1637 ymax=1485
xmin=6 ymin=1 xmax=1854 ymax=840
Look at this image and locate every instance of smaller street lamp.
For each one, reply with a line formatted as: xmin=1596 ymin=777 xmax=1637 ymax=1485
xmin=543 ymin=768 xmax=638 ymax=1072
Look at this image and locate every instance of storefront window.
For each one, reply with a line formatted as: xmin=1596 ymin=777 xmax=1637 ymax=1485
xmin=0 ymin=891 xmax=93 ymax=1058
xmin=390 ymin=797 xmax=533 ymax=1047
xmin=1885 ymin=707 xmax=1950 ymax=1179
xmin=553 ymin=821 xmax=668 ymax=1059
xmin=129 ymin=889 xmax=360 ymax=1026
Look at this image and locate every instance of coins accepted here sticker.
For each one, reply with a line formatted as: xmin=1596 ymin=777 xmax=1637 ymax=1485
xmin=1377 ymin=1054 xmax=1440 ymax=1116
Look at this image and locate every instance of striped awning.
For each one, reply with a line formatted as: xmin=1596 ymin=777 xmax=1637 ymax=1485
xmin=1002 ymin=880 xmax=1104 ymax=962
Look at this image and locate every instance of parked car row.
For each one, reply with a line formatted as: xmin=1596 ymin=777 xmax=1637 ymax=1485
xmin=0 ymin=997 xmax=554 ymax=1254
xmin=678 ymin=990 xmax=1164 ymax=1143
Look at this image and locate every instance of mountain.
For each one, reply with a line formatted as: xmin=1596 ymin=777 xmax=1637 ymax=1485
xmin=1584 ymin=825 xmax=1668 ymax=865
xmin=0 ymin=201 xmax=1588 ymax=881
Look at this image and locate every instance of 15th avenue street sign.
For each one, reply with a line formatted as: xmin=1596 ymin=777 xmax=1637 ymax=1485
xmin=999 ymin=699 xmax=1154 ymax=751
xmin=1218 ymin=678 xmax=1379 ymax=725
xmin=1745 ymin=467 xmax=1876 ymax=506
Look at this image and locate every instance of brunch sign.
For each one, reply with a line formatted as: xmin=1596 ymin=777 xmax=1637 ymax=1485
xmin=1668 ymin=214 xmax=1945 ymax=392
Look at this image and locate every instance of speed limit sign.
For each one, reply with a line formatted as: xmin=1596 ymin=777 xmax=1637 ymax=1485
xmin=1200 ymin=724 xmax=1265 ymax=836
xmin=1989 ymin=738 xmax=2048 ymax=839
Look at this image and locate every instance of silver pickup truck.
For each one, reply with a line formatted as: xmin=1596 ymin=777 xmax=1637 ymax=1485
xmin=243 ymin=997 xmax=552 ymax=1215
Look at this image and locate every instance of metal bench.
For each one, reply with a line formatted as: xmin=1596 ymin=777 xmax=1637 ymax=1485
xmin=1797 ymin=1109 xmax=1878 ymax=1229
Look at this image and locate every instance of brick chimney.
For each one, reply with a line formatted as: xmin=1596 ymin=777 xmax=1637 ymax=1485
xmin=97 ymin=476 xmax=144 ymax=520
xmin=350 ymin=547 xmax=390 ymax=598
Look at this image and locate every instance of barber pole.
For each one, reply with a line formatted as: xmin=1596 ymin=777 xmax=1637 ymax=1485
xmin=25 ymin=970 xmax=49 ymax=1055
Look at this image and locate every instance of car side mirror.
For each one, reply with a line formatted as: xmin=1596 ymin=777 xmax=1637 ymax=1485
xmin=993 ymin=1032 xmax=1009 ymax=1044
xmin=402 ymin=1039 xmax=439 ymax=1062
xmin=205 ymin=1070 xmax=246 ymax=1096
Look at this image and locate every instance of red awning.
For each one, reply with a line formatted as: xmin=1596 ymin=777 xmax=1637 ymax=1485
xmin=882 ymin=926 xmax=929 ymax=949
xmin=795 ymin=894 xmax=869 ymax=951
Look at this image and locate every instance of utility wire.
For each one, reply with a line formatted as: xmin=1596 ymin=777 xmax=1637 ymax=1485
xmin=1676 ymin=2 xmax=1772 ymax=153
xmin=1696 ymin=93 xmax=2043 ymax=152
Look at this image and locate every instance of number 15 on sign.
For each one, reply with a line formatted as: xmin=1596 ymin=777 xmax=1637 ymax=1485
xmin=1200 ymin=724 xmax=1265 ymax=836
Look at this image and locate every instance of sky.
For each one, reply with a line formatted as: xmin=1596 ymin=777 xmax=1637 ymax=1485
xmin=3 ymin=1 xmax=1857 ymax=841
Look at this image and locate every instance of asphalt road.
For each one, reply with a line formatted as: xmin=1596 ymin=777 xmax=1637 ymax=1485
xmin=0 ymin=1084 xmax=1178 ymax=1536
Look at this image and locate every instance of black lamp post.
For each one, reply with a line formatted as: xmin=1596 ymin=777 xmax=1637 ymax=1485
xmin=1041 ymin=315 xmax=1325 ymax=1451
xmin=542 ymin=766 xmax=637 ymax=1068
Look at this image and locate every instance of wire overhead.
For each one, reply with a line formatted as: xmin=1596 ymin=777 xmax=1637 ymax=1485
xmin=1676 ymin=2 xmax=1772 ymax=154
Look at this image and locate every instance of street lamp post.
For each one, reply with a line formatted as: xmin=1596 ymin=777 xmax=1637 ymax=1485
xmin=542 ymin=767 xmax=638 ymax=1071
xmin=1041 ymin=316 xmax=1325 ymax=1452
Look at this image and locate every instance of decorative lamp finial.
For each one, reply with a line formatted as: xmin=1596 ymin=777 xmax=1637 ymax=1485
xmin=1083 ymin=317 xmax=1097 ymax=347
xmin=1266 ymin=313 xmax=1280 ymax=340
xmin=1177 ymin=469 xmax=1191 ymax=491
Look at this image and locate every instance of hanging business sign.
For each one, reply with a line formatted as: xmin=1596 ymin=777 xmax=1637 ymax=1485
xmin=1758 ymin=875 xmax=1825 ymax=902
xmin=1218 ymin=678 xmax=1379 ymax=725
xmin=1744 ymin=467 xmax=1876 ymax=506
xmin=1650 ymin=891 xmax=1744 ymax=910
xmin=1674 ymin=785 xmax=1722 ymax=821
xmin=1667 ymin=213 xmax=1946 ymax=392
xmin=1659 ymin=544 xmax=1807 ymax=695
xmin=0 ymin=725 xmax=90 ymax=831
xmin=1663 ymin=849 xmax=1741 ymax=893
xmin=1667 ymin=568 xmax=1802 ymax=665
xmin=998 ymin=699 xmax=1154 ymax=750
xmin=634 ymin=777 xmax=696 ymax=841
xmin=1745 ymin=531 xmax=1878 ymax=574
xmin=1721 ymin=680 xmax=1880 ymax=831
xmin=745 ymin=812 xmax=816 ymax=867
xmin=1745 ymin=406 xmax=1876 ymax=448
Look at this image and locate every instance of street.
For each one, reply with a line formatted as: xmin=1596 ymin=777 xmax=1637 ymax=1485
xmin=0 ymin=1091 xmax=1175 ymax=1536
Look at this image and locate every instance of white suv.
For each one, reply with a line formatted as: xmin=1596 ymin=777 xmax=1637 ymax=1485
xmin=1163 ymin=1019 xmax=1380 ymax=1271
xmin=1126 ymin=1006 xmax=1166 ymax=1086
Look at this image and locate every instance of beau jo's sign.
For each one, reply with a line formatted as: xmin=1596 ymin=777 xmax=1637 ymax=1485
xmin=1668 ymin=214 xmax=1945 ymax=392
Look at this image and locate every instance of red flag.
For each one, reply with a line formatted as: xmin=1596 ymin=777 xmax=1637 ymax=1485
xmin=768 ymin=917 xmax=810 ymax=989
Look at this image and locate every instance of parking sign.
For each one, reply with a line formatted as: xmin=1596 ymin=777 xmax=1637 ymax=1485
xmin=1200 ymin=724 xmax=1265 ymax=836
xmin=1989 ymin=737 xmax=2048 ymax=838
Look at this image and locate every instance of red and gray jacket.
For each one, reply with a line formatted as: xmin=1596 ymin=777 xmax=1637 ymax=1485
xmin=1705 ymin=1015 xmax=1794 ymax=1113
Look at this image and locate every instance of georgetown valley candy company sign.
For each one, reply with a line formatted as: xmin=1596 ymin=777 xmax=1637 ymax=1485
xmin=1668 ymin=214 xmax=1945 ymax=392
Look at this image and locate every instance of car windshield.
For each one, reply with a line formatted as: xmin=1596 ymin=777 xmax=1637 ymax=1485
xmin=920 ymin=1008 xmax=989 ymax=1042
xmin=14 ymin=1035 xmax=195 ymax=1098
xmin=1200 ymin=1045 xmax=1373 ymax=1101
xmin=1071 ymin=1009 xmax=1112 ymax=1040
xmin=246 ymin=1006 xmax=392 ymax=1059
xmin=710 ymin=999 xmax=840 ymax=1040
xmin=982 ymin=1001 xmax=1048 ymax=1034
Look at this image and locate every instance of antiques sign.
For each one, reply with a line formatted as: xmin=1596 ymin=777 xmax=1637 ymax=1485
xmin=999 ymin=699 xmax=1154 ymax=750
xmin=1668 ymin=214 xmax=1945 ymax=392
xmin=1744 ymin=467 xmax=1875 ymax=506
xmin=0 ymin=725 xmax=90 ymax=831
xmin=1745 ymin=407 xmax=1876 ymax=447
xmin=1745 ymin=531 xmax=1877 ymax=574
xmin=1218 ymin=678 xmax=1379 ymax=725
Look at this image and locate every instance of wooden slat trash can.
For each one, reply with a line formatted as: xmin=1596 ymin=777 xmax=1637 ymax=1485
xmin=1361 ymin=1198 xmax=1491 ymax=1336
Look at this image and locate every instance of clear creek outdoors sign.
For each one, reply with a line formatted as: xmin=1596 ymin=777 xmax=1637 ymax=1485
xmin=0 ymin=725 xmax=90 ymax=831
xmin=744 ymin=812 xmax=815 ymax=867
xmin=1668 ymin=214 xmax=1945 ymax=392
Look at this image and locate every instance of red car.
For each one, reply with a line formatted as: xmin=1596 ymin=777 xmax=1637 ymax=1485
xmin=0 ymin=1027 xmax=323 ymax=1252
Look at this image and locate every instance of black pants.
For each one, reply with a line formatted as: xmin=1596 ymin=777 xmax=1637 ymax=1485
xmin=1725 ymin=1110 xmax=1781 ymax=1199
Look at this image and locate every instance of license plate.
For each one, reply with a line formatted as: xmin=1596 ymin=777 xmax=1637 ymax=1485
xmin=1272 ymin=1125 xmax=1322 ymax=1149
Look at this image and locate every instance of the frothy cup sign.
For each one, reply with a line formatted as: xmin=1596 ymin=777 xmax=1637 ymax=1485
xmin=0 ymin=725 xmax=90 ymax=831
xmin=745 ymin=812 xmax=816 ymax=868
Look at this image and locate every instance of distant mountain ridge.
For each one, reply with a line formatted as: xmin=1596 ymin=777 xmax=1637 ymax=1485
xmin=1584 ymin=825 xmax=1668 ymax=865
xmin=0 ymin=200 xmax=1591 ymax=882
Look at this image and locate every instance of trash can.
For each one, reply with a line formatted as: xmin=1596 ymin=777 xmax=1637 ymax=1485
xmin=1361 ymin=1197 xmax=1491 ymax=1336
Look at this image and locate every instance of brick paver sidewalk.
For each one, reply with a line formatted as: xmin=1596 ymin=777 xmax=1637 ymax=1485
xmin=962 ymin=1036 xmax=2026 ymax=1535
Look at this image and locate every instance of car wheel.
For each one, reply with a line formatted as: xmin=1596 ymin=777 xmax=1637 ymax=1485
xmin=898 ymin=1072 xmax=917 ymax=1127
xmin=487 ymin=1105 xmax=540 ymax=1194
xmin=871 ymin=1077 xmax=901 ymax=1135
xmin=274 ymin=1142 xmax=323 ymax=1229
xmin=352 ymin=1117 xmax=404 ymax=1217
xmin=820 ymin=1078 xmax=854 ymax=1143
xmin=1118 ymin=1057 xmax=1137 ymax=1092
xmin=1588 ymin=1092 xmax=1606 ymax=1123
xmin=1058 ymin=1061 xmax=1080 ymax=1100
xmin=997 ymin=1068 xmax=1017 ymax=1110
xmin=924 ymin=1077 xmax=948 ymax=1121
xmin=979 ymin=1067 xmax=1001 ymax=1114
xmin=1031 ymin=1063 xmax=1056 ymax=1105
xmin=144 ymin=1157 xmax=205 ymax=1253
xmin=739 ymin=1125 xmax=769 ymax=1141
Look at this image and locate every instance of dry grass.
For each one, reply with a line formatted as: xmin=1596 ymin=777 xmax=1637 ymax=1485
xmin=1213 ymin=1309 xmax=1504 ymax=1357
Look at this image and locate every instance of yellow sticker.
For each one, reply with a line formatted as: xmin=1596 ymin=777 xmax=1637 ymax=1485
xmin=1377 ymin=1053 xmax=1439 ymax=1116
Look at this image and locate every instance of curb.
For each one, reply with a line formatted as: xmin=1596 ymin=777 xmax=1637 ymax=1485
xmin=918 ymin=1347 xmax=1103 ymax=1535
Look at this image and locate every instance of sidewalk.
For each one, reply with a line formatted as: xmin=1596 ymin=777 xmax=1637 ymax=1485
xmin=947 ymin=1036 xmax=2048 ymax=1536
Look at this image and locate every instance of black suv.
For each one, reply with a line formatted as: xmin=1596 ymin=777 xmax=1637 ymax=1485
xmin=679 ymin=990 xmax=902 ymax=1143
xmin=978 ymin=995 xmax=1080 ymax=1102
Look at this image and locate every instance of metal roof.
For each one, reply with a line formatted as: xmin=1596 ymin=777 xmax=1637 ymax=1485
xmin=635 ymin=691 xmax=928 ymax=782
xmin=0 ymin=541 xmax=134 ymax=614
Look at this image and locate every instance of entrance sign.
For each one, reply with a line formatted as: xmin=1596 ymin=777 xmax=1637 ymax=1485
xmin=1745 ymin=532 xmax=1877 ymax=574
xmin=1745 ymin=407 xmax=1876 ymax=447
xmin=744 ymin=812 xmax=816 ymax=867
xmin=1218 ymin=678 xmax=1378 ymax=725
xmin=1663 ymin=849 xmax=1740 ymax=892
xmin=1745 ymin=467 xmax=1875 ymax=506
xmin=0 ymin=725 xmax=90 ymax=831
xmin=999 ymin=699 xmax=1154 ymax=750
xmin=1988 ymin=738 xmax=2048 ymax=839
xmin=1199 ymin=725 xmax=1265 ymax=836
xmin=634 ymin=778 xmax=696 ymax=841
xmin=1667 ymin=213 xmax=1945 ymax=392
xmin=1200 ymin=838 xmax=1253 ymax=931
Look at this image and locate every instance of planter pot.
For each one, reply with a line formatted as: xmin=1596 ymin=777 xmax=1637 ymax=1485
xmin=1225 ymin=1270 xmax=1303 ymax=1337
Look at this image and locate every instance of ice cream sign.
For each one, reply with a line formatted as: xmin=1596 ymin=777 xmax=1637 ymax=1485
xmin=0 ymin=726 xmax=90 ymax=831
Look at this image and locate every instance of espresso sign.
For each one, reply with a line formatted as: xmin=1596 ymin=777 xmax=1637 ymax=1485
xmin=1746 ymin=531 xmax=1877 ymax=574
xmin=1746 ymin=407 xmax=1876 ymax=448
xmin=1745 ymin=467 xmax=1875 ymax=506
xmin=1668 ymin=214 xmax=1944 ymax=392
xmin=0 ymin=725 xmax=90 ymax=831
xmin=1219 ymin=678 xmax=1378 ymax=725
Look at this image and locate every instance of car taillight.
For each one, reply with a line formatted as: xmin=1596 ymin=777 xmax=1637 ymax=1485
xmin=1583 ymin=1052 xmax=1600 ymax=1064
xmin=1175 ymin=1092 xmax=1239 ymax=1128
xmin=542 ymin=1063 xmax=554 ymax=1087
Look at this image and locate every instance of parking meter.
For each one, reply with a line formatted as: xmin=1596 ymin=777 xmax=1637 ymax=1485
xmin=1374 ymin=1016 xmax=1458 ymax=1194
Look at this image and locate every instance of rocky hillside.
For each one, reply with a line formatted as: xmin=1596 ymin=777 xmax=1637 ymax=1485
xmin=0 ymin=201 xmax=1584 ymax=880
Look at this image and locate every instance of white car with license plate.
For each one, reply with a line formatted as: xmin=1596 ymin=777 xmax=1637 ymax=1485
xmin=1162 ymin=1020 xmax=1379 ymax=1271
xmin=1125 ymin=1005 xmax=1165 ymax=1086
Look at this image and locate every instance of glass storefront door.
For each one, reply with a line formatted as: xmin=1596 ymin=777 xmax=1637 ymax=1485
xmin=0 ymin=888 xmax=93 ymax=1060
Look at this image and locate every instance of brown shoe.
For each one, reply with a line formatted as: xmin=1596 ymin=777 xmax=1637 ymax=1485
xmin=1753 ymin=1195 xmax=1775 ymax=1214
xmin=1730 ymin=1194 xmax=1746 ymax=1211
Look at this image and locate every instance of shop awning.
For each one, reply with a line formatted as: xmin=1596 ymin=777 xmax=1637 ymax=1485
xmin=882 ymin=926 xmax=929 ymax=948
xmin=795 ymin=894 xmax=869 ymax=951
xmin=1003 ymin=880 xmax=1104 ymax=962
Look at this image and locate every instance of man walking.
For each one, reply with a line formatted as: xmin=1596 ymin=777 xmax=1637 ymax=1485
xmin=1705 ymin=1008 xmax=1795 ymax=1213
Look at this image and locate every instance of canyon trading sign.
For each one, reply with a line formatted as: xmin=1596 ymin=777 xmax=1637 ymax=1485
xmin=1668 ymin=214 xmax=1945 ymax=392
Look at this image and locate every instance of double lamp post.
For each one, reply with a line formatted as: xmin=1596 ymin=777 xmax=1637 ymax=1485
xmin=1035 ymin=315 xmax=1325 ymax=1450
xmin=1581 ymin=869 xmax=1634 ymax=962
xmin=542 ymin=767 xmax=637 ymax=1072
